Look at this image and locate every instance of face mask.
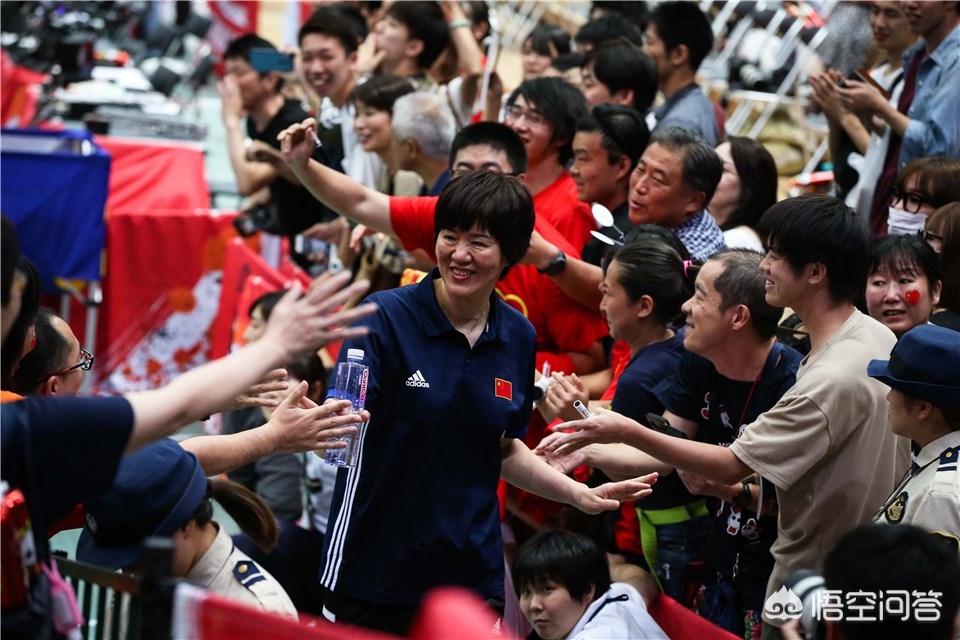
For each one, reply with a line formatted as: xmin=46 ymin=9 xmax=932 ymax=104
xmin=887 ymin=207 xmax=928 ymax=236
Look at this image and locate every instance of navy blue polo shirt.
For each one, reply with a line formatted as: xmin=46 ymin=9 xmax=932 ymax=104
xmin=320 ymin=269 xmax=536 ymax=606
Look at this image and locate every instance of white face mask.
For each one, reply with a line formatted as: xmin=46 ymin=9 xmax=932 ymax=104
xmin=887 ymin=207 xmax=928 ymax=236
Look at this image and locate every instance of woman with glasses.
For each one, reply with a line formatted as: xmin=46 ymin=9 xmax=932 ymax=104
xmin=925 ymin=203 xmax=960 ymax=331
xmin=865 ymin=234 xmax=942 ymax=339
xmin=886 ymin=156 xmax=960 ymax=236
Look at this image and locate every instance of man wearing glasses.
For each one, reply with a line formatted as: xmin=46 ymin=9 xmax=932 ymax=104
xmin=12 ymin=308 xmax=92 ymax=397
xmin=503 ymin=77 xmax=597 ymax=253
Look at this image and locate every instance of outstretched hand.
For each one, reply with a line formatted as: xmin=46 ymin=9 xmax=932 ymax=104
xmin=219 ymin=368 xmax=289 ymax=413
xmin=576 ymin=472 xmax=658 ymax=514
xmin=263 ymin=270 xmax=377 ymax=361
xmin=541 ymin=407 xmax=643 ymax=456
xmin=277 ymin=117 xmax=319 ymax=170
xmin=265 ymin=381 xmax=365 ymax=453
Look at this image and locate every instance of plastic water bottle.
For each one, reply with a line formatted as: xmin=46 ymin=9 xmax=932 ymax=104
xmin=324 ymin=348 xmax=369 ymax=467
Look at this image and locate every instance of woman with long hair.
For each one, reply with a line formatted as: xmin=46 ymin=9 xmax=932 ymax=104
xmin=708 ymin=136 xmax=778 ymax=252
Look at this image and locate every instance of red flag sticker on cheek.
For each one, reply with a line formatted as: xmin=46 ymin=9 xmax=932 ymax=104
xmin=495 ymin=378 xmax=513 ymax=401
xmin=904 ymin=290 xmax=921 ymax=305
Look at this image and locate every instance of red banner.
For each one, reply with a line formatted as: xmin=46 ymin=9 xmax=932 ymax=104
xmin=207 ymin=1 xmax=260 ymax=73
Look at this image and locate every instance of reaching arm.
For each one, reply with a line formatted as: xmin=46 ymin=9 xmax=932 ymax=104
xmin=180 ymin=384 xmax=364 ymax=475
xmin=537 ymin=410 xmax=700 ymax=480
xmin=522 ymin=230 xmax=603 ymax=310
xmin=500 ymin=437 xmax=656 ymax=514
xmin=443 ymin=1 xmax=485 ymax=111
xmin=541 ymin=408 xmax=753 ymax=486
xmin=278 ymin=118 xmax=394 ymax=235
xmin=123 ymin=272 xmax=376 ymax=454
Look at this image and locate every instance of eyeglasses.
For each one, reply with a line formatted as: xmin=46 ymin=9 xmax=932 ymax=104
xmin=504 ymin=104 xmax=549 ymax=127
xmin=38 ymin=348 xmax=94 ymax=381
xmin=918 ymin=228 xmax=944 ymax=253
xmin=888 ymin=187 xmax=932 ymax=214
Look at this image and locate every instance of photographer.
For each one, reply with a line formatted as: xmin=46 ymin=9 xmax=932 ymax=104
xmin=220 ymin=34 xmax=341 ymax=273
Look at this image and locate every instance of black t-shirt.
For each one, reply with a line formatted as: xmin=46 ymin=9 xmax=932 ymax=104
xmin=653 ymin=342 xmax=802 ymax=608
xmin=1 ymin=396 xmax=134 ymax=638
xmin=611 ymin=333 xmax=698 ymax=511
xmin=247 ymin=99 xmax=343 ymax=235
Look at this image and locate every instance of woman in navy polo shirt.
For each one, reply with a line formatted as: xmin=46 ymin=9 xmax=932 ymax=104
xmin=318 ymin=171 xmax=657 ymax=635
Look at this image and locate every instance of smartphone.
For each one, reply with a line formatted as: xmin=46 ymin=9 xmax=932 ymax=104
xmin=250 ymin=48 xmax=294 ymax=73
xmin=644 ymin=413 xmax=689 ymax=439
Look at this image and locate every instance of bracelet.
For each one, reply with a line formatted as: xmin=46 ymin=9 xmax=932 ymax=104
xmin=732 ymin=481 xmax=751 ymax=508
xmin=448 ymin=19 xmax=470 ymax=29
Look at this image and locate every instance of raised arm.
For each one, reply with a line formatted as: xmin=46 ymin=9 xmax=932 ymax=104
xmin=219 ymin=76 xmax=276 ymax=196
xmin=278 ymin=117 xmax=394 ymax=235
xmin=542 ymin=408 xmax=753 ymax=486
xmin=180 ymin=384 xmax=363 ymax=475
xmin=500 ymin=437 xmax=657 ymax=514
xmin=123 ymin=272 xmax=376 ymax=453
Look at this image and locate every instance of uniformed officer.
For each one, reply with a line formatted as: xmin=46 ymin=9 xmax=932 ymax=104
xmin=78 ymin=439 xmax=297 ymax=619
xmin=868 ymin=324 xmax=960 ymax=549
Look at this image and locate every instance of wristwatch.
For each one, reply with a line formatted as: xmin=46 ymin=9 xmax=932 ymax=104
xmin=538 ymin=250 xmax=567 ymax=276
xmin=732 ymin=481 xmax=752 ymax=508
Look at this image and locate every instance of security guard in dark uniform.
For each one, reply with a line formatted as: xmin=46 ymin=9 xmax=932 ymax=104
xmin=868 ymin=324 xmax=960 ymax=550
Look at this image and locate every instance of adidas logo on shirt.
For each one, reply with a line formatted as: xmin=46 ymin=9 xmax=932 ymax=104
xmin=405 ymin=370 xmax=430 ymax=388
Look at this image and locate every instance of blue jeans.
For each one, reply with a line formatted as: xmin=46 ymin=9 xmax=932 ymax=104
xmin=653 ymin=513 xmax=712 ymax=602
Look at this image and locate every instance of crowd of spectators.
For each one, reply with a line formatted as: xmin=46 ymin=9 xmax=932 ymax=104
xmin=3 ymin=1 xmax=959 ymax=639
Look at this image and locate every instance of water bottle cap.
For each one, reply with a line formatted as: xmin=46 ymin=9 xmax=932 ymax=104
xmin=346 ymin=348 xmax=365 ymax=361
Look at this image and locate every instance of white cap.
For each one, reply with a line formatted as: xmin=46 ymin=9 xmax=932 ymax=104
xmin=346 ymin=348 xmax=365 ymax=360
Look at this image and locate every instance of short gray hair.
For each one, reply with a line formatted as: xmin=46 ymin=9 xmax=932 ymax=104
xmin=392 ymin=91 xmax=457 ymax=161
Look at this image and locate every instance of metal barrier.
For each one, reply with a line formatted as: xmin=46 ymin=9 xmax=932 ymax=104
xmin=57 ymin=537 xmax=176 ymax=640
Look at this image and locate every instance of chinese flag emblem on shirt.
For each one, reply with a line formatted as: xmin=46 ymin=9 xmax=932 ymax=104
xmin=495 ymin=378 xmax=512 ymax=401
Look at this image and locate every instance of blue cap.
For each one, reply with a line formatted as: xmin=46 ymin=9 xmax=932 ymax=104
xmin=867 ymin=324 xmax=960 ymax=408
xmin=77 ymin=438 xmax=208 ymax=570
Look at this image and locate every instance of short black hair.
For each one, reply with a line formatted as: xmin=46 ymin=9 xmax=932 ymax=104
xmin=508 ymin=77 xmax=589 ymax=166
xmin=709 ymin=249 xmax=782 ymax=340
xmin=583 ymin=42 xmax=658 ymax=113
xmin=247 ymin=290 xmax=286 ymax=322
xmin=650 ymin=127 xmax=722 ymax=206
xmin=298 ymin=6 xmax=365 ymax=54
xmin=648 ymin=1 xmax=714 ymax=71
xmin=449 ymin=122 xmax=528 ymax=175
xmin=350 ymin=74 xmax=415 ymax=113
xmin=512 ymin=531 xmax=610 ymax=604
xmin=575 ymin=15 xmax=644 ymax=49
xmin=590 ymin=0 xmax=650 ymax=31
xmin=758 ymin=194 xmax=870 ymax=305
xmin=576 ymin=103 xmax=649 ymax=171
xmin=223 ymin=33 xmax=285 ymax=91
xmin=824 ymin=524 xmax=960 ymax=640
xmin=11 ymin=308 xmax=71 ymax=395
xmin=523 ymin=24 xmax=572 ymax=57
xmin=867 ymin=234 xmax=941 ymax=297
xmin=433 ymin=171 xmax=534 ymax=267
xmin=384 ymin=1 xmax=451 ymax=70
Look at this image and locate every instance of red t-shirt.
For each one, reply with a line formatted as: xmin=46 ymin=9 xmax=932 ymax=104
xmin=533 ymin=172 xmax=596 ymax=252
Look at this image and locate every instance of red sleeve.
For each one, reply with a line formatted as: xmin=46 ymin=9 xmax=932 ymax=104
xmin=534 ymin=215 xmax=581 ymax=259
xmin=538 ymin=282 xmax=609 ymax=357
xmin=600 ymin=340 xmax=632 ymax=402
xmin=389 ymin=195 xmax=439 ymax=262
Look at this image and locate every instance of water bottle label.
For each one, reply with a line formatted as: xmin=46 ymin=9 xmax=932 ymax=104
xmin=357 ymin=367 xmax=369 ymax=410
